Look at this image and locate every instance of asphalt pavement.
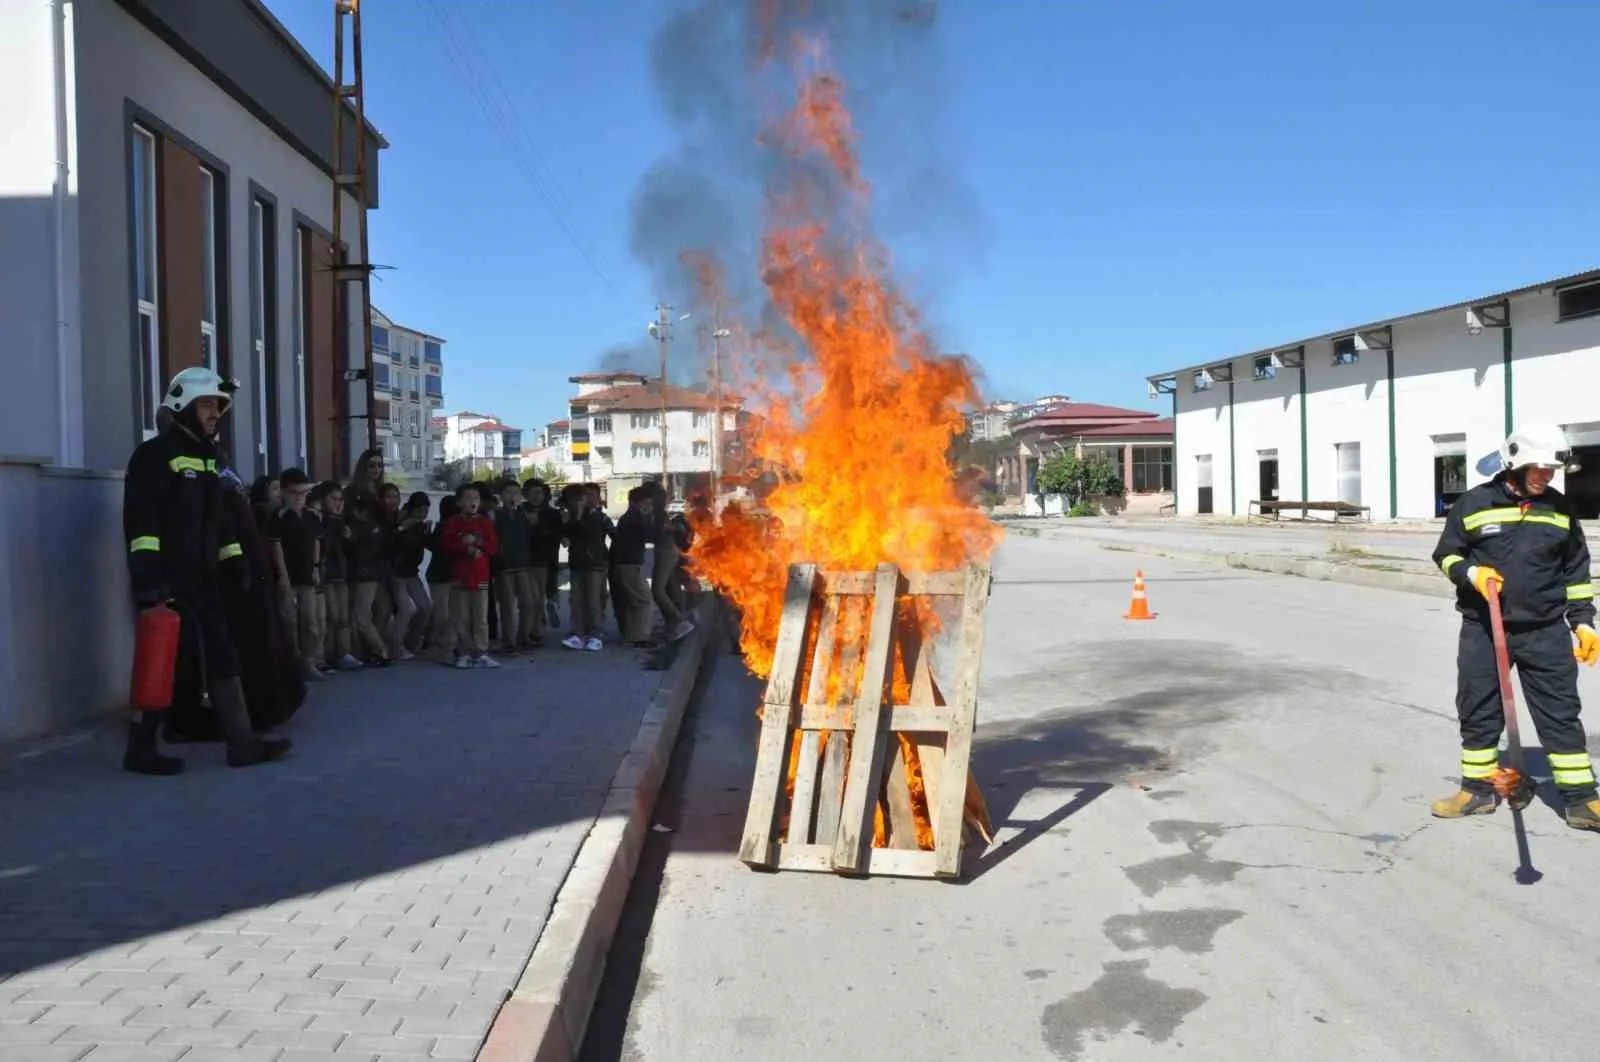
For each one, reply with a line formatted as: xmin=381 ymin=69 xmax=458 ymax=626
xmin=591 ymin=533 xmax=1600 ymax=1062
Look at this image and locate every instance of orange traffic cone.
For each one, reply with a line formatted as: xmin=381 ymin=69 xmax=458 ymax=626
xmin=1124 ymin=570 xmax=1157 ymax=620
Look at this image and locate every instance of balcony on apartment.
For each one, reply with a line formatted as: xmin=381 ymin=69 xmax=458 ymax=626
xmin=425 ymin=375 xmax=444 ymax=408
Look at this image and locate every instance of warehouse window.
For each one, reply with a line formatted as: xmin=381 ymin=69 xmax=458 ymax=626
xmin=1131 ymin=446 xmax=1172 ymax=493
xmin=1192 ymin=370 xmax=1212 ymax=392
xmin=1557 ymin=281 xmax=1600 ymax=322
xmin=1252 ymin=355 xmax=1276 ymax=381
xmin=1333 ymin=337 xmax=1359 ymax=366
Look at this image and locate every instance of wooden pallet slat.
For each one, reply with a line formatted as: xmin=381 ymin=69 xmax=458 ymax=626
xmin=831 ymin=563 xmax=904 ymax=872
xmin=738 ymin=563 xmax=818 ymax=867
xmin=740 ymin=560 xmax=993 ymax=881
xmin=931 ymin=563 xmax=993 ymax=877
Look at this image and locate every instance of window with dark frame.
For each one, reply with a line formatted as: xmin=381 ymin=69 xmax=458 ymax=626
xmin=1253 ymin=354 xmax=1276 ymax=381
xmin=131 ymin=124 xmax=160 ymax=438
xmin=199 ymin=166 xmax=220 ymax=372
xmin=1192 ymin=370 xmax=1212 ymax=392
xmin=1333 ymin=336 xmax=1359 ymax=365
xmin=1557 ymin=281 xmax=1600 ymax=322
xmin=249 ymin=195 xmax=279 ymax=475
xmin=1131 ymin=446 xmax=1173 ymax=493
xmin=293 ymin=225 xmax=311 ymax=468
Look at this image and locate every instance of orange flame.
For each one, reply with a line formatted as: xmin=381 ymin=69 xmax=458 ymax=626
xmin=687 ymin=25 xmax=1002 ymax=683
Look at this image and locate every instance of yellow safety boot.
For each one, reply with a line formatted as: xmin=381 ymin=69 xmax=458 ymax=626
xmin=1564 ymin=800 xmax=1600 ymax=831
xmin=1430 ymin=788 xmax=1500 ymax=818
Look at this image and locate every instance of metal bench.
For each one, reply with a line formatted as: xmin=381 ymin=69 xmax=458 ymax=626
xmin=1248 ymin=499 xmax=1372 ymax=523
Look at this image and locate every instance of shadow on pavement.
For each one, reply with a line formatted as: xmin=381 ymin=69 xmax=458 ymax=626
xmin=642 ymin=638 xmax=1310 ymax=887
xmin=0 ymin=649 xmax=665 ymax=979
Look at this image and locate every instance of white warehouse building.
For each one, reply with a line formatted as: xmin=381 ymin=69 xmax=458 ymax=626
xmin=1147 ymin=269 xmax=1600 ymax=522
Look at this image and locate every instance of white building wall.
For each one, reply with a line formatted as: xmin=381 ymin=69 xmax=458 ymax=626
xmin=609 ymin=409 xmax=715 ymax=476
xmin=0 ymin=0 xmax=84 ymax=467
xmin=1169 ymin=284 xmax=1600 ymax=520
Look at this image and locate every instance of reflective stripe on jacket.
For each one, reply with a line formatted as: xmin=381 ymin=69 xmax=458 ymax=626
xmin=1432 ymin=476 xmax=1596 ymax=628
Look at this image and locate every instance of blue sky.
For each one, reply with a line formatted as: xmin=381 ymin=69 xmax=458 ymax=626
xmin=263 ymin=0 xmax=1600 ymax=433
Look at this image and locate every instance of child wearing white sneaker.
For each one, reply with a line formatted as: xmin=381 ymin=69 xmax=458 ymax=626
xmin=560 ymin=483 xmax=610 ymax=651
xmin=440 ymin=483 xmax=501 ymax=669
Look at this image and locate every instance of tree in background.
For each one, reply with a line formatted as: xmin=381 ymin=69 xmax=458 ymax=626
xmin=1037 ymin=450 xmax=1125 ymax=512
xmin=521 ymin=461 xmax=569 ymax=489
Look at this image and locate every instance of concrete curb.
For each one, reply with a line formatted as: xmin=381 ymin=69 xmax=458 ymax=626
xmin=1007 ymin=523 xmax=1456 ymax=600
xmin=476 ymin=604 xmax=717 ymax=1062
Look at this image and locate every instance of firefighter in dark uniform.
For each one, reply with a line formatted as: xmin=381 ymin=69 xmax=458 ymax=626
xmin=1430 ymin=421 xmax=1600 ymax=828
xmin=122 ymin=367 xmax=292 ymax=775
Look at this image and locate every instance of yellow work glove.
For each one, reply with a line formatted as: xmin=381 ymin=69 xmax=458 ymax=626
xmin=1467 ymin=565 xmax=1503 ymax=598
xmin=1575 ymin=625 xmax=1600 ymax=667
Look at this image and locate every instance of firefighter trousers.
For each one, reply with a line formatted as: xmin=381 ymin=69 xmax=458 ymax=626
xmin=1456 ymin=616 xmax=1596 ymax=803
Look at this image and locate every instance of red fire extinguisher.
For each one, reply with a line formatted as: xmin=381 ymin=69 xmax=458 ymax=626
xmin=129 ymin=603 xmax=182 ymax=711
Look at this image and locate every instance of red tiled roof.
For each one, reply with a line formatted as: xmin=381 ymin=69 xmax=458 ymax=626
xmin=550 ymin=418 xmax=571 ymax=428
xmin=1017 ymin=402 xmax=1156 ymax=425
xmin=1067 ymin=417 xmax=1175 ymax=438
xmin=466 ymin=421 xmax=520 ymax=433
xmin=583 ymin=382 xmax=732 ymax=413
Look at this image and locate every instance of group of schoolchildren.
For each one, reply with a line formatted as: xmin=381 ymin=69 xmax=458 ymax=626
xmin=254 ymin=450 xmax=698 ymax=679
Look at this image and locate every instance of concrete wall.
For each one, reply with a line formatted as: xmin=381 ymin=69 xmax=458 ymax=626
xmin=0 ymin=458 xmax=130 ymax=742
xmin=1170 ymin=286 xmax=1600 ymax=519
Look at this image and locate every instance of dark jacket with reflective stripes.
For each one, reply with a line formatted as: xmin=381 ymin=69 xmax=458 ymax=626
xmin=122 ymin=424 xmax=244 ymax=605
xmin=1432 ymin=476 xmax=1596 ymax=629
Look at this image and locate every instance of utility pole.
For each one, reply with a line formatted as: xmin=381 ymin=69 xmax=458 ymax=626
xmin=648 ymin=304 xmax=691 ymax=493
xmin=711 ymin=317 xmax=731 ymax=491
xmin=654 ymin=303 xmax=670 ymax=480
xmin=331 ymin=0 xmax=377 ymax=477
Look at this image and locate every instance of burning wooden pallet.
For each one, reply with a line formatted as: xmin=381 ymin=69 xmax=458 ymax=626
xmin=738 ymin=562 xmax=993 ymax=879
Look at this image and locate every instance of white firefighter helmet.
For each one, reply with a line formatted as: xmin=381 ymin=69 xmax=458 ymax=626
xmin=1499 ymin=421 xmax=1572 ymax=473
xmin=160 ymin=366 xmax=238 ymax=416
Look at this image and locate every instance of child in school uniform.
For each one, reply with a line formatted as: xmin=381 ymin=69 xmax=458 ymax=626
xmin=561 ymin=483 xmax=611 ymax=651
xmin=424 ymin=494 xmax=460 ymax=664
xmin=440 ymin=483 xmax=500 ymax=669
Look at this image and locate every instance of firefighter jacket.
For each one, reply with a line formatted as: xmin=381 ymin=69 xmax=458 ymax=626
xmin=123 ymin=424 xmax=245 ymax=606
xmin=1432 ymin=476 xmax=1597 ymax=629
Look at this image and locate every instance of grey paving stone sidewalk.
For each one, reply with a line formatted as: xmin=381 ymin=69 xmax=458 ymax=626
xmin=0 ymin=642 xmax=665 ymax=1062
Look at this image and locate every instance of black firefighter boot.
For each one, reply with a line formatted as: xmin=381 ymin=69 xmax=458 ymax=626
xmin=210 ymin=676 xmax=291 ymax=767
xmin=122 ymin=711 xmax=185 ymax=776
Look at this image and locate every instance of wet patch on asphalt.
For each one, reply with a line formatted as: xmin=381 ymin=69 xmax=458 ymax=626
xmin=1041 ymin=959 xmax=1207 ymax=1060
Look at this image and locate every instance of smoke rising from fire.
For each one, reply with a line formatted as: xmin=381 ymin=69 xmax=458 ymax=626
xmin=621 ymin=0 xmax=987 ymax=377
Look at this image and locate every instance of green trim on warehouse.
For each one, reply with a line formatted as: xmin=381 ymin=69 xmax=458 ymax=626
xmin=1298 ymin=363 xmax=1308 ymax=503
xmin=1386 ymin=348 xmax=1398 ymax=520
xmin=1502 ymin=325 xmax=1515 ymax=434
xmin=1170 ymin=388 xmax=1179 ymax=515
xmin=1227 ymin=379 xmax=1237 ymax=515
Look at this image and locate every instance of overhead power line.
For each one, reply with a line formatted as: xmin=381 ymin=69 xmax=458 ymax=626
xmin=421 ymin=0 xmax=617 ymax=294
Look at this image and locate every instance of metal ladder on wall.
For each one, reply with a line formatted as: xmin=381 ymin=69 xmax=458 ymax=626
xmin=331 ymin=0 xmax=378 ymax=477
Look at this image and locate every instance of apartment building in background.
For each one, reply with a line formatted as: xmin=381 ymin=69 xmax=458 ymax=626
xmin=371 ymin=307 xmax=444 ymax=484
xmin=442 ymin=411 xmax=525 ymax=480
xmin=519 ymin=418 xmax=571 ymax=478
xmin=566 ymin=371 xmax=739 ymax=509
xmin=0 ymin=0 xmax=385 ymax=740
